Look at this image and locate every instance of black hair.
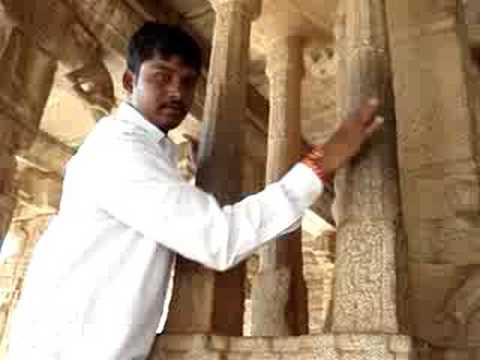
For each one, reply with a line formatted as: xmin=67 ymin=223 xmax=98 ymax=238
xmin=127 ymin=22 xmax=202 ymax=75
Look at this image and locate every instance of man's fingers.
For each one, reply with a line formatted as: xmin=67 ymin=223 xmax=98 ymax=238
xmin=364 ymin=115 xmax=384 ymax=137
xmin=359 ymin=97 xmax=380 ymax=126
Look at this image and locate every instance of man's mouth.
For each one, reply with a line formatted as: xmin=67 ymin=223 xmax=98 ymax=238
xmin=161 ymin=104 xmax=185 ymax=114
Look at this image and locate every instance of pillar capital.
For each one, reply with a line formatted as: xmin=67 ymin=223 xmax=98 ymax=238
xmin=209 ymin=0 xmax=261 ymax=20
xmin=266 ymin=35 xmax=304 ymax=82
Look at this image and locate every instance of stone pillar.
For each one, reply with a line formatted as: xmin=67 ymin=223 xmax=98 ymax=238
xmin=0 ymin=20 xmax=18 ymax=243
xmin=0 ymin=14 xmax=57 ymax=352
xmin=332 ymin=0 xmax=406 ymax=339
xmin=303 ymin=231 xmax=335 ymax=334
xmin=0 ymin=21 xmax=57 ymax=248
xmin=165 ymin=0 xmax=261 ymax=336
xmin=249 ymin=35 xmax=307 ymax=336
xmin=385 ymin=0 xmax=480 ymax=357
xmin=0 ymin=213 xmax=52 ymax=356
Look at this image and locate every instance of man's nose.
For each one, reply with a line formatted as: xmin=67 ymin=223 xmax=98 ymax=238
xmin=166 ymin=78 xmax=182 ymax=99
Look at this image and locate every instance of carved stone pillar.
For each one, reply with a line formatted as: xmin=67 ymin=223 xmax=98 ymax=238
xmin=301 ymin=230 xmax=336 ymax=334
xmin=0 ymin=22 xmax=57 ymax=247
xmin=332 ymin=0 xmax=407 ymax=342
xmin=249 ymin=36 xmax=307 ymax=336
xmin=385 ymin=0 xmax=480 ymax=357
xmin=165 ymin=0 xmax=261 ymax=336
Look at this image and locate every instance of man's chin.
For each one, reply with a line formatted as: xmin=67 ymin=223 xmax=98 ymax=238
xmin=153 ymin=115 xmax=185 ymax=132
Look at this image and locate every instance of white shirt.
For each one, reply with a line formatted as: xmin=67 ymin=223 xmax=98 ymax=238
xmin=6 ymin=103 xmax=323 ymax=360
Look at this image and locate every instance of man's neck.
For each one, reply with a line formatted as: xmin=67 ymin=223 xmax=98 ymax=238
xmin=126 ymin=101 xmax=169 ymax=135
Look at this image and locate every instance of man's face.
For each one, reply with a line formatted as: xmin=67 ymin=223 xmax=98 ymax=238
xmin=123 ymin=55 xmax=199 ymax=132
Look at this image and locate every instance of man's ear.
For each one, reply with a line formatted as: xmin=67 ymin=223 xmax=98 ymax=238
xmin=122 ymin=70 xmax=135 ymax=95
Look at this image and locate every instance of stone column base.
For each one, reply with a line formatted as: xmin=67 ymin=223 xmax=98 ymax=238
xmin=148 ymin=333 xmax=412 ymax=360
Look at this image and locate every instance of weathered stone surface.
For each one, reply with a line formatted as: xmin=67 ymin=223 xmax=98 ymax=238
xmin=0 ymin=23 xmax=57 ymax=245
xmin=302 ymin=229 xmax=335 ymax=334
xmin=386 ymin=0 xmax=480 ymax=354
xmin=332 ymin=0 xmax=404 ymax=335
xmin=149 ymin=334 xmax=409 ymax=360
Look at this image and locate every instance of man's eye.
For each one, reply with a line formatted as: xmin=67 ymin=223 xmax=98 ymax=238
xmin=155 ymin=72 xmax=171 ymax=83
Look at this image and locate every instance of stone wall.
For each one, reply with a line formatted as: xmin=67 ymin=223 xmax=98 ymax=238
xmin=149 ymin=334 xmax=410 ymax=360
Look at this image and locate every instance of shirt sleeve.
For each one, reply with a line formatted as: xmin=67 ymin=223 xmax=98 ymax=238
xmin=95 ymin=135 xmax=324 ymax=271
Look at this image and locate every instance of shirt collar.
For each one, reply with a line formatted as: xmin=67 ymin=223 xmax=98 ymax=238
xmin=115 ymin=102 xmax=166 ymax=144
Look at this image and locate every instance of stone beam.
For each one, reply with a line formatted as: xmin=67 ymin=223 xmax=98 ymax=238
xmin=1 ymin=0 xmax=116 ymax=116
xmin=1 ymin=0 xmax=99 ymax=70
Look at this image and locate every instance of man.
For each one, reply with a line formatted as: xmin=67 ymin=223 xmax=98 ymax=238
xmin=6 ymin=22 xmax=382 ymax=359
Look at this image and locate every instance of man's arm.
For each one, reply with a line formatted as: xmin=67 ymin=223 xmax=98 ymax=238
xmin=95 ymin=135 xmax=322 ymax=271
xmin=96 ymin=98 xmax=381 ymax=271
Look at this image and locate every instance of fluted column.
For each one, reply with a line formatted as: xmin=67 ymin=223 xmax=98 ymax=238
xmin=332 ymin=0 xmax=405 ymax=336
xmin=166 ymin=0 xmax=261 ymax=335
xmin=249 ymin=36 xmax=307 ymax=336
xmin=0 ymin=20 xmax=57 ymax=248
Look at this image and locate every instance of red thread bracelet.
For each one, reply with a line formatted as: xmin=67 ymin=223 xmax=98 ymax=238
xmin=301 ymin=145 xmax=333 ymax=184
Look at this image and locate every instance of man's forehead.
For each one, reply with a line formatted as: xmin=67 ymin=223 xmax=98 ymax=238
xmin=146 ymin=55 xmax=198 ymax=76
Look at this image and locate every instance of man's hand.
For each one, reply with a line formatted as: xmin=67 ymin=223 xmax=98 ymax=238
xmin=302 ymin=98 xmax=383 ymax=181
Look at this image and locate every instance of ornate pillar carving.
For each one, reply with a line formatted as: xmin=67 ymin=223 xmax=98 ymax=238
xmin=165 ymin=0 xmax=261 ymax=336
xmin=332 ymin=0 xmax=408 ymax=345
xmin=386 ymin=0 xmax=480 ymax=357
xmin=0 ymin=21 xmax=57 ymax=246
xmin=250 ymin=35 xmax=308 ymax=336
